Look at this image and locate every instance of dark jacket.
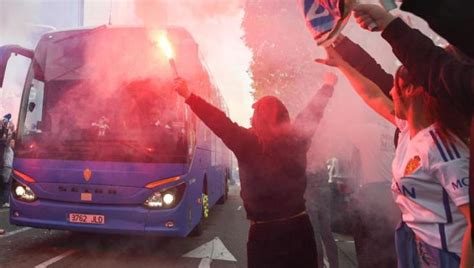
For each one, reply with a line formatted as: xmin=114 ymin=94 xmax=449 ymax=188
xmin=381 ymin=17 xmax=474 ymax=240
xmin=382 ymin=18 xmax=474 ymax=113
xmin=334 ymin=37 xmax=393 ymax=97
xmin=185 ymin=85 xmax=333 ymax=221
xmin=400 ymin=0 xmax=474 ymax=59
xmin=334 ymin=36 xmax=401 ymax=148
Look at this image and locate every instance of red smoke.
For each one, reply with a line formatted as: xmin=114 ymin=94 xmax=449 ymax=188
xmin=133 ymin=0 xmax=245 ymax=28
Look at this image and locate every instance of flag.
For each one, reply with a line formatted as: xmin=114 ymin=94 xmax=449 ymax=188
xmin=298 ymin=0 xmax=355 ymax=46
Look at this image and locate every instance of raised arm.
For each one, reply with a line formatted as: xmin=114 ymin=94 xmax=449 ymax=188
xmin=382 ymin=18 xmax=474 ymax=113
xmin=316 ymin=47 xmax=395 ymax=125
xmin=353 ymin=4 xmax=474 ymax=113
xmin=293 ymin=73 xmax=335 ymax=141
xmin=173 ymin=78 xmax=251 ymax=153
xmin=333 ymin=35 xmax=393 ymax=97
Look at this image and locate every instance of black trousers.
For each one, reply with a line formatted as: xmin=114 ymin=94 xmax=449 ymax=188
xmin=247 ymin=214 xmax=318 ymax=268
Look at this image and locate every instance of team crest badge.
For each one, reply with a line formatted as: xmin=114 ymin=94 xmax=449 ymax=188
xmin=83 ymin=168 xmax=92 ymax=182
xmin=404 ymin=156 xmax=421 ymax=175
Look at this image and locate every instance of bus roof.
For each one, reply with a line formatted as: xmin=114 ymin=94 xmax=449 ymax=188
xmin=38 ymin=25 xmax=195 ymax=45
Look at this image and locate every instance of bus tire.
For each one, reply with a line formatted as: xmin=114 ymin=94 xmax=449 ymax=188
xmin=217 ymin=173 xmax=229 ymax=204
xmin=189 ymin=183 xmax=208 ymax=237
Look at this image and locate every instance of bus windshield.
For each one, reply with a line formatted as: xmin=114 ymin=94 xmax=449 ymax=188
xmin=14 ymin=27 xmax=198 ymax=163
xmin=17 ymin=77 xmax=188 ymax=163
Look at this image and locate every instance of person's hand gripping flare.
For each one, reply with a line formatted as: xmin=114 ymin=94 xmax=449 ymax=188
xmin=173 ymin=77 xmax=191 ymax=100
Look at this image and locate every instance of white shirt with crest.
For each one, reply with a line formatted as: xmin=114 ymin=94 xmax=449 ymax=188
xmin=392 ymin=118 xmax=469 ymax=255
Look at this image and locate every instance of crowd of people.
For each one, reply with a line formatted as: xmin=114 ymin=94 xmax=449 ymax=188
xmin=172 ymin=2 xmax=473 ymax=267
xmin=0 ymin=113 xmax=15 ymax=235
xmin=1 ymin=2 xmax=473 ymax=267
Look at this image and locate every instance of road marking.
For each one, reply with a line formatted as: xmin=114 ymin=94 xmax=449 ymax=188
xmin=237 ymin=206 xmax=242 ymax=211
xmin=198 ymin=257 xmax=212 ymax=268
xmin=183 ymin=237 xmax=237 ymax=268
xmin=34 ymin=249 xmax=77 ymax=268
xmin=0 ymin=227 xmax=32 ymax=238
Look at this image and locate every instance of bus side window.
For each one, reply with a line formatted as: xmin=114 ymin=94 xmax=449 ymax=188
xmin=187 ymin=111 xmax=197 ymax=158
xmin=25 ymin=81 xmax=44 ymax=133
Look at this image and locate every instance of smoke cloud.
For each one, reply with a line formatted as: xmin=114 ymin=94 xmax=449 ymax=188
xmin=0 ymin=0 xmax=82 ymax=123
xmin=131 ymin=0 xmax=253 ymax=127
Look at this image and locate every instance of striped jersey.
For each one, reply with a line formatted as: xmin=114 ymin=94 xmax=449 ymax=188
xmin=391 ymin=118 xmax=469 ymax=255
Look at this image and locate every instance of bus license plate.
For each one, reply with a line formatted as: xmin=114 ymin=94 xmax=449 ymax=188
xmin=68 ymin=213 xmax=105 ymax=224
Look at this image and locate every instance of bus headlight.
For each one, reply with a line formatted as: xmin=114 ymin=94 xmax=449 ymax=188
xmin=145 ymin=192 xmax=164 ymax=208
xmin=12 ymin=181 xmax=37 ymax=202
xmin=144 ymin=183 xmax=186 ymax=209
xmin=163 ymin=193 xmax=175 ymax=205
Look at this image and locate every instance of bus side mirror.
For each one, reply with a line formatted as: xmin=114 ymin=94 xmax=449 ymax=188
xmin=28 ymin=102 xmax=36 ymax=112
xmin=0 ymin=45 xmax=34 ymax=88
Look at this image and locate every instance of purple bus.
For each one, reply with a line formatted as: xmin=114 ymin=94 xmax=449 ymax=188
xmin=0 ymin=25 xmax=232 ymax=237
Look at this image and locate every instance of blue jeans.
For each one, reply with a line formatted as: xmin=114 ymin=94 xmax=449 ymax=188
xmin=395 ymin=222 xmax=460 ymax=268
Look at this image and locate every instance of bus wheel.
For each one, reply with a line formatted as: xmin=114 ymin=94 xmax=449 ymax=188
xmin=217 ymin=174 xmax=228 ymax=204
xmin=202 ymin=192 xmax=209 ymax=218
xmin=189 ymin=188 xmax=208 ymax=237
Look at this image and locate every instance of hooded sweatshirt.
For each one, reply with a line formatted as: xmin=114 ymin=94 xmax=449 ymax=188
xmin=185 ymin=85 xmax=334 ymax=221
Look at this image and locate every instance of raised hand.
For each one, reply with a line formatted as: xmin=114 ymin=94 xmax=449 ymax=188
xmin=315 ymin=46 xmax=346 ymax=68
xmin=173 ymin=77 xmax=191 ymax=99
xmin=353 ymin=4 xmax=396 ymax=32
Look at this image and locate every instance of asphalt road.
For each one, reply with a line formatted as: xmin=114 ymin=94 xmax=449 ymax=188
xmin=0 ymin=185 xmax=357 ymax=268
xmin=0 ymin=185 xmax=248 ymax=268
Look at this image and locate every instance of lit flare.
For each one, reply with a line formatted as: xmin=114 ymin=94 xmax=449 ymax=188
xmin=153 ymin=30 xmax=178 ymax=77
xmin=157 ymin=31 xmax=174 ymax=60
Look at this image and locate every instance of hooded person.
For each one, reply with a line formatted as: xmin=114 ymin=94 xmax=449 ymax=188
xmin=173 ymin=76 xmax=335 ymax=268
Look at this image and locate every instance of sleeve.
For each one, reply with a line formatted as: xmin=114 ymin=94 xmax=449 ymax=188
xmin=433 ymin=159 xmax=470 ymax=207
xmin=429 ymin=135 xmax=469 ymax=206
xmin=382 ymin=18 xmax=474 ymax=113
xmin=293 ymin=84 xmax=334 ymax=145
xmin=185 ymin=94 xmax=252 ymax=154
xmin=333 ymin=36 xmax=394 ymax=97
